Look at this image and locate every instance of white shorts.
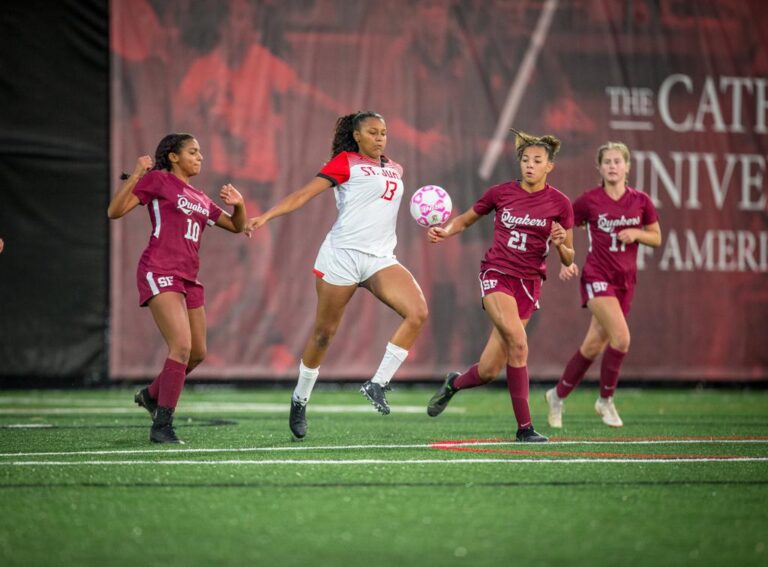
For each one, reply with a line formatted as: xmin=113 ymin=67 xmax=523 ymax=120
xmin=313 ymin=240 xmax=399 ymax=286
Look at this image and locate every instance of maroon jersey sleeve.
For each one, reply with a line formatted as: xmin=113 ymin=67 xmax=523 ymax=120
xmin=640 ymin=191 xmax=659 ymax=226
xmin=472 ymin=184 xmax=499 ymax=216
xmin=208 ymin=200 xmax=224 ymax=224
xmin=318 ymin=152 xmax=351 ymax=187
xmin=572 ymin=193 xmax=589 ymax=227
xmin=132 ymin=170 xmax=163 ymax=205
xmin=558 ymin=193 xmax=575 ymax=229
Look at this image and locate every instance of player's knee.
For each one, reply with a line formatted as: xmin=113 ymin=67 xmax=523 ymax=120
xmin=581 ymin=336 xmax=608 ymax=359
xmin=504 ymin=339 xmax=528 ymax=366
xmin=169 ymin=344 xmax=192 ymax=364
xmin=312 ymin=325 xmax=338 ymax=350
xmin=407 ymin=302 xmax=429 ymax=328
xmin=189 ymin=348 xmax=206 ymax=369
xmin=610 ymin=333 xmax=630 ymax=353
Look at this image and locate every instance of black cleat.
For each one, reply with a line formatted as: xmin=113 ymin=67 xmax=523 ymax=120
xmin=515 ymin=426 xmax=548 ymax=443
xmin=150 ymin=407 xmax=184 ymax=444
xmin=134 ymin=387 xmax=158 ymax=417
xmin=427 ymin=371 xmax=461 ymax=417
xmin=289 ymin=399 xmax=307 ymax=439
xmin=360 ymin=380 xmax=391 ymax=415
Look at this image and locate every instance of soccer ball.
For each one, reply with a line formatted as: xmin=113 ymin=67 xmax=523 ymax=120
xmin=410 ymin=185 xmax=452 ymax=227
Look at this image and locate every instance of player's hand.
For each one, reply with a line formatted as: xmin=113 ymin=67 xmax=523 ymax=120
xmin=132 ymin=155 xmax=153 ymax=178
xmin=244 ymin=215 xmax=267 ymax=238
xmin=550 ymin=221 xmax=566 ymax=246
xmin=559 ymin=262 xmax=579 ymax=281
xmin=427 ymin=226 xmax=449 ymax=243
xmin=219 ymin=183 xmax=244 ymax=207
xmin=617 ymin=228 xmax=639 ymax=244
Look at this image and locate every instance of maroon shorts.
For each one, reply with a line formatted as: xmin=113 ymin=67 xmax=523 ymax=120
xmin=580 ymin=278 xmax=634 ymax=316
xmin=137 ymin=267 xmax=205 ymax=309
xmin=478 ymin=270 xmax=542 ymax=320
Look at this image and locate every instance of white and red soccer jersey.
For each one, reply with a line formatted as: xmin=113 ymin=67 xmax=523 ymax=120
xmin=133 ymin=170 xmax=224 ymax=281
xmin=575 ymin=186 xmax=658 ymax=288
xmin=473 ymin=181 xmax=574 ymax=279
xmin=317 ymin=151 xmax=404 ymax=257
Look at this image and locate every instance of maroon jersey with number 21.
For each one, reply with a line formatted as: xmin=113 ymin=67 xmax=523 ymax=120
xmin=473 ymin=181 xmax=574 ymax=279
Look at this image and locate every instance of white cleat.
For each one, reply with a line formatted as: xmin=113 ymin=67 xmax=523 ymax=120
xmin=595 ymin=396 xmax=623 ymax=427
xmin=545 ymin=388 xmax=564 ymax=428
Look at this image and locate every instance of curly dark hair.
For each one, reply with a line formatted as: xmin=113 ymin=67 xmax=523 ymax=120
xmin=152 ymin=133 xmax=196 ymax=171
xmin=330 ymin=111 xmax=384 ymax=158
xmin=510 ymin=127 xmax=561 ymax=161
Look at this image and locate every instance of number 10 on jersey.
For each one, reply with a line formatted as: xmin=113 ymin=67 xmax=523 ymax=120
xmin=184 ymin=219 xmax=200 ymax=242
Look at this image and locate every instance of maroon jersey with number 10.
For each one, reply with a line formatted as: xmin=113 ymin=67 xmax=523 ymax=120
xmin=473 ymin=181 xmax=574 ymax=279
xmin=133 ymin=170 xmax=224 ymax=281
xmin=574 ymin=186 xmax=658 ymax=288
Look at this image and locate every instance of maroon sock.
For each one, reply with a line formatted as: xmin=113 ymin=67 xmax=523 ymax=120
xmin=506 ymin=365 xmax=531 ymax=429
xmin=600 ymin=346 xmax=626 ymax=398
xmin=147 ymin=377 xmax=160 ymax=400
xmin=156 ymin=358 xmax=188 ymax=409
xmin=556 ymin=350 xmax=594 ymax=399
xmin=453 ymin=364 xmax=486 ymax=390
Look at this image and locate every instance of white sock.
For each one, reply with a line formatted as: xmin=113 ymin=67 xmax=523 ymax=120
xmin=292 ymin=360 xmax=319 ymax=405
xmin=370 ymin=342 xmax=409 ymax=386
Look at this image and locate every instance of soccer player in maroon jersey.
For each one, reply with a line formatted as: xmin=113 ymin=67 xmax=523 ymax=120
xmin=245 ymin=111 xmax=428 ymax=439
xmin=546 ymin=142 xmax=661 ymax=428
xmin=108 ymin=133 xmax=247 ymax=443
xmin=426 ymin=129 xmax=575 ymax=442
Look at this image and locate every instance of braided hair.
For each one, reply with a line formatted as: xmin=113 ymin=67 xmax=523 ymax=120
xmin=510 ymin=128 xmax=561 ymax=161
xmin=330 ymin=111 xmax=384 ymax=158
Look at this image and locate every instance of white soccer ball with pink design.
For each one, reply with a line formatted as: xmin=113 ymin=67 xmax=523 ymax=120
xmin=410 ymin=185 xmax=452 ymax=227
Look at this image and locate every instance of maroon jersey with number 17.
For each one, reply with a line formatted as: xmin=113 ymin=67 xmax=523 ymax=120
xmin=574 ymin=186 xmax=658 ymax=288
xmin=473 ymin=181 xmax=574 ymax=279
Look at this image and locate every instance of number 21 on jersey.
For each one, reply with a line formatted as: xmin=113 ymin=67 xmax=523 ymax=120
xmin=507 ymin=230 xmax=528 ymax=251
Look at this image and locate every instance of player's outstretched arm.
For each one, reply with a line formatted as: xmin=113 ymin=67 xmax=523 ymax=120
xmin=245 ymin=176 xmax=332 ymax=236
xmin=215 ymin=184 xmax=247 ymax=233
xmin=427 ymin=207 xmax=481 ymax=243
xmin=108 ymin=156 xmax=152 ymax=219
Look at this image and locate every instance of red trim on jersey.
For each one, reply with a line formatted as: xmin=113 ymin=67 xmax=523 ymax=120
xmin=313 ymin=268 xmax=325 ymax=278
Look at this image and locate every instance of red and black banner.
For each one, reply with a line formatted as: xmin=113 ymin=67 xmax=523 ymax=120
xmin=110 ymin=0 xmax=768 ymax=381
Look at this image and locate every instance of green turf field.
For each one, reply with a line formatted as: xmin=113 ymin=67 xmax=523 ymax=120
xmin=1 ymin=385 xmax=766 ymax=566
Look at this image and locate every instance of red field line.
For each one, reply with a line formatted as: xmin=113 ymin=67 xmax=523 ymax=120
xmin=429 ymin=437 xmax=764 ymax=460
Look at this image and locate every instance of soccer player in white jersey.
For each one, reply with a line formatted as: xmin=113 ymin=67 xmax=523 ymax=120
xmin=245 ymin=111 xmax=428 ymax=439
xmin=108 ymin=133 xmax=247 ymax=443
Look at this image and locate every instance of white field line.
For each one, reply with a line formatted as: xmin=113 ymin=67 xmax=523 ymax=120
xmin=0 ymin=403 xmax=461 ymax=415
xmin=3 ymin=457 xmax=767 ymax=466
xmin=1 ymin=439 xmax=766 ymax=459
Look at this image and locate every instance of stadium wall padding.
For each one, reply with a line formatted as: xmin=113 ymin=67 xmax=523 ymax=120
xmin=0 ymin=0 xmax=109 ymax=383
